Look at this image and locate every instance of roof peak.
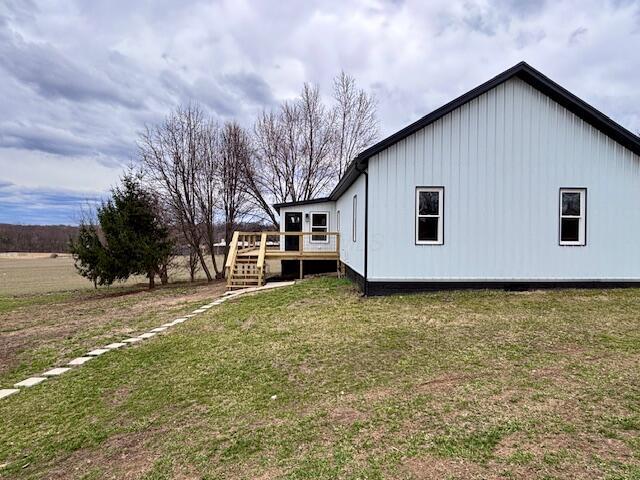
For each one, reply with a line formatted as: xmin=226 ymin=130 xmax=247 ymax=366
xmin=327 ymin=61 xmax=640 ymax=200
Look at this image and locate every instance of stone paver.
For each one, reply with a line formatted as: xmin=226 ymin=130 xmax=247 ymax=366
xmin=43 ymin=367 xmax=71 ymax=377
xmin=68 ymin=356 xmax=93 ymax=366
xmin=14 ymin=377 xmax=47 ymax=388
xmin=0 ymin=389 xmax=20 ymax=399
xmin=123 ymin=337 xmax=143 ymax=343
xmin=0 ymin=288 xmax=293 ymax=399
xmin=87 ymin=348 xmax=110 ymax=356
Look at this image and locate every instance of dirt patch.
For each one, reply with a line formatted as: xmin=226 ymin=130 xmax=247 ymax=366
xmin=493 ymin=431 xmax=635 ymax=475
xmin=42 ymin=429 xmax=162 ymax=480
xmin=330 ymin=406 xmax=367 ymax=425
xmin=403 ymin=456 xmax=488 ymax=479
xmin=416 ymin=373 xmax=475 ymax=394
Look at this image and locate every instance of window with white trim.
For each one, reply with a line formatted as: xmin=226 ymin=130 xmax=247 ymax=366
xmin=416 ymin=187 xmax=444 ymax=245
xmin=352 ymin=195 xmax=357 ymax=242
xmin=559 ymin=188 xmax=586 ymax=246
xmin=310 ymin=212 xmax=329 ymax=243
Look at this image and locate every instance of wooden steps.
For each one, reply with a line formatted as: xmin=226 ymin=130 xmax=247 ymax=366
xmin=225 ymin=233 xmax=266 ymax=291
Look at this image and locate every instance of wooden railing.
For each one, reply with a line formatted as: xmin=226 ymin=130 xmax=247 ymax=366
xmin=260 ymin=231 xmax=340 ymax=256
xmin=225 ymin=231 xmax=240 ymax=287
xmin=225 ymin=231 xmax=341 ymax=288
xmin=257 ymin=233 xmax=267 ymax=285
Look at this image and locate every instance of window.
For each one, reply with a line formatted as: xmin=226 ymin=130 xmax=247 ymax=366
xmin=310 ymin=212 xmax=329 ymax=243
xmin=416 ymin=187 xmax=444 ymax=245
xmin=559 ymin=188 xmax=586 ymax=246
xmin=352 ymin=195 xmax=357 ymax=242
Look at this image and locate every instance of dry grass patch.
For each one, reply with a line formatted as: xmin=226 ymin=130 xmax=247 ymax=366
xmin=1 ymin=278 xmax=640 ymax=479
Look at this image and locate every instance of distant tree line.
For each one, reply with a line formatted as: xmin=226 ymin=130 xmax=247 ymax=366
xmin=70 ymin=72 xmax=379 ymax=288
xmin=0 ymin=224 xmax=79 ymax=253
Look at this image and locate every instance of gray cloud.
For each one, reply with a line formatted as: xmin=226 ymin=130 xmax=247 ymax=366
xmin=0 ymin=30 xmax=143 ymax=109
xmin=569 ymin=27 xmax=588 ymax=45
xmin=0 ymin=0 xmax=638 ymax=225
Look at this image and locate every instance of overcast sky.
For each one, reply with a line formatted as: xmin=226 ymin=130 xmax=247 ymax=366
xmin=1 ymin=0 xmax=639 ymax=225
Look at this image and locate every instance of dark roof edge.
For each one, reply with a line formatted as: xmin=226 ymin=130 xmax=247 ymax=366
xmin=331 ymin=61 xmax=640 ymax=199
xmin=272 ymin=197 xmax=332 ymax=213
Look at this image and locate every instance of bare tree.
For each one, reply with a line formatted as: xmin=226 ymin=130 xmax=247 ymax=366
xmin=219 ymin=121 xmax=250 ymax=266
xmin=194 ymin=120 xmax=223 ymax=278
xmin=139 ymin=104 xmax=213 ymax=282
xmin=243 ymin=74 xmax=378 ymax=224
xmin=186 ymin=244 xmax=201 ymax=282
xmin=332 ymin=71 xmax=379 ymax=177
xmin=244 ymin=83 xmax=337 ymax=225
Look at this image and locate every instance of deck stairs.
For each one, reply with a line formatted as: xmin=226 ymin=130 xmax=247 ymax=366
xmin=226 ymin=232 xmax=266 ymax=291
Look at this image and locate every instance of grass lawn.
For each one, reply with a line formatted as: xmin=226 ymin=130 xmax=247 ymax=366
xmin=1 ymin=278 xmax=640 ymax=479
xmin=0 ymin=281 xmax=227 ymax=388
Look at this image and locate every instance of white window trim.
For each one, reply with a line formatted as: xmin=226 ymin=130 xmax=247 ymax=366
xmin=336 ymin=210 xmax=340 ymax=232
xmin=416 ymin=187 xmax=444 ymax=245
xmin=559 ymin=188 xmax=586 ymax=246
xmin=310 ymin=211 xmax=329 ymax=244
xmin=352 ymin=195 xmax=357 ymax=243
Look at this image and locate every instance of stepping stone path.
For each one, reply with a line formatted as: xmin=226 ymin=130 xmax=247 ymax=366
xmin=68 ymin=356 xmax=93 ymax=366
xmin=43 ymin=368 xmax=71 ymax=377
xmin=123 ymin=337 xmax=143 ymax=344
xmin=0 ymin=389 xmax=19 ymax=399
xmin=14 ymin=377 xmax=46 ymax=388
xmin=87 ymin=348 xmax=110 ymax=356
xmin=0 ymin=281 xmax=295 ymax=401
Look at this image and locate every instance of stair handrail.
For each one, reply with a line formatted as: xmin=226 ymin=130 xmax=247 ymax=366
xmin=225 ymin=231 xmax=240 ymax=286
xmin=257 ymin=232 xmax=267 ymax=286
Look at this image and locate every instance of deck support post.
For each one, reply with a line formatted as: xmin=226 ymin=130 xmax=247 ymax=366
xmin=299 ymin=260 xmax=304 ymax=280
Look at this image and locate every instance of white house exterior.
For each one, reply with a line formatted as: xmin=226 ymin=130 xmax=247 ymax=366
xmin=273 ymin=62 xmax=640 ymax=295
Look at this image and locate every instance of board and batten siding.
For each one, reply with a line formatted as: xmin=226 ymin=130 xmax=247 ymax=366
xmin=367 ymin=77 xmax=640 ymax=281
xmin=278 ymin=202 xmax=337 ymax=253
xmin=336 ymin=173 xmax=366 ymax=276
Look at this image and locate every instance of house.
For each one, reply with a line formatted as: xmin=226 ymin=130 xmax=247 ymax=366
xmin=227 ymin=62 xmax=640 ymax=295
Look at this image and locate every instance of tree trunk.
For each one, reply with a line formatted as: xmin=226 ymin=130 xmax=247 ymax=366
xmin=148 ymin=272 xmax=156 ymax=289
xmin=195 ymin=246 xmax=213 ymax=281
xmin=160 ymin=263 xmax=168 ymax=285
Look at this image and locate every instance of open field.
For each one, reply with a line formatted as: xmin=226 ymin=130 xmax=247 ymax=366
xmin=0 ymin=253 xmax=281 ymax=296
xmin=1 ymin=278 xmax=640 ymax=478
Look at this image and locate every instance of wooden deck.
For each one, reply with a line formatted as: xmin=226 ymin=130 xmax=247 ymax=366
xmin=225 ymin=231 xmax=340 ymax=290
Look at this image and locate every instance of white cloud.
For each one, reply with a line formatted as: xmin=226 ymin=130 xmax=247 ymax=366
xmin=0 ymin=0 xmax=639 ymax=224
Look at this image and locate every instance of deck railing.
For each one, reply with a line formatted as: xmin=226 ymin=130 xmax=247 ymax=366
xmin=225 ymin=231 xmax=341 ymax=288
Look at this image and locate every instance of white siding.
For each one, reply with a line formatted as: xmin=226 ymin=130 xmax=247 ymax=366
xmin=278 ymin=201 xmax=337 ymax=253
xmin=368 ymin=77 xmax=640 ymax=281
xmin=336 ymin=174 xmax=366 ymax=275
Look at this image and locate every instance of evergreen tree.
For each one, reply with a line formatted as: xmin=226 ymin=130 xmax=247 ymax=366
xmin=69 ymin=222 xmax=109 ymax=288
xmin=70 ymin=172 xmax=174 ymax=289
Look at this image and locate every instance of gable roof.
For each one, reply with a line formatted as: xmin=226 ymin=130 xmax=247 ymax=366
xmin=275 ymin=61 xmax=640 ymax=211
xmin=329 ymin=61 xmax=640 ymax=199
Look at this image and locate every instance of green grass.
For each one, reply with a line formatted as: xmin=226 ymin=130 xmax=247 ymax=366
xmin=1 ymin=278 xmax=640 ymax=479
xmin=0 ymin=281 xmax=224 ymax=387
